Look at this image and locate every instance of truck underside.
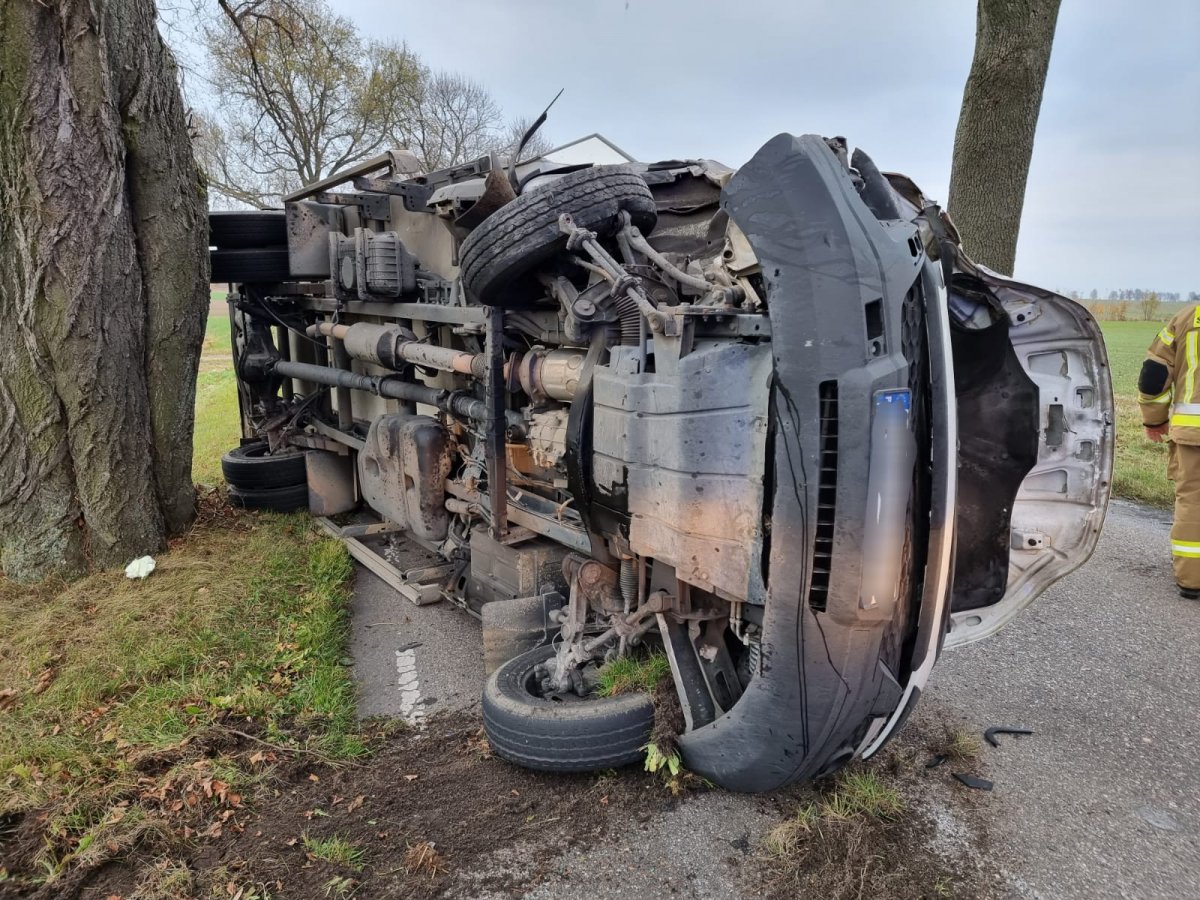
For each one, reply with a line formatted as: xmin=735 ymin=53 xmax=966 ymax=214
xmin=213 ymin=132 xmax=1112 ymax=791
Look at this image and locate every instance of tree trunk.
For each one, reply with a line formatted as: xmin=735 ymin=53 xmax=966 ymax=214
xmin=0 ymin=0 xmax=209 ymax=581
xmin=948 ymin=0 xmax=1062 ymax=275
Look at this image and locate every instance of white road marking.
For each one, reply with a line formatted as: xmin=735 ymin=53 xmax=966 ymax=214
xmin=395 ymin=647 xmax=427 ymax=728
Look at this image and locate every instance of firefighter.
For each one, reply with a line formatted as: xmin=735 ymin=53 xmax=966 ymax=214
xmin=1139 ymin=305 xmax=1200 ymax=599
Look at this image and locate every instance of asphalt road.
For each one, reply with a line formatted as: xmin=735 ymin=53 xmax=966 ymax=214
xmin=349 ymin=499 xmax=1200 ymax=898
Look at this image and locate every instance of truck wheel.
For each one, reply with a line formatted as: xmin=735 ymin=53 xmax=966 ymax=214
xmin=459 ymin=165 xmax=657 ymax=307
xmin=208 ymin=210 xmax=287 ymax=250
xmin=220 ymin=442 xmax=307 ymax=490
xmin=482 ymin=644 xmax=655 ymax=772
xmin=228 ymin=483 xmax=309 ymax=513
xmin=210 ymin=248 xmax=291 ymax=284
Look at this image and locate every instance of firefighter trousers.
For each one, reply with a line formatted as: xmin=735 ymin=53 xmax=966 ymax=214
xmin=1167 ymin=441 xmax=1200 ymax=588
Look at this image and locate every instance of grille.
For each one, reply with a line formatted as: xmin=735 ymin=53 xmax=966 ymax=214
xmin=809 ymin=380 xmax=839 ymax=612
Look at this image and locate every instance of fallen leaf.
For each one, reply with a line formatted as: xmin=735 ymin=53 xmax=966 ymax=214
xmin=307 ymin=773 xmax=320 ymax=783
xmin=404 ymin=774 xmax=418 ymax=782
xmin=347 ymin=795 xmax=365 ymax=812
xmin=33 ymin=669 xmax=55 ymax=695
xmin=0 ymin=689 xmax=18 ymax=711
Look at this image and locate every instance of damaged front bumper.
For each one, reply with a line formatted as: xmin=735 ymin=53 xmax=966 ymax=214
xmin=676 ymin=134 xmax=957 ymax=791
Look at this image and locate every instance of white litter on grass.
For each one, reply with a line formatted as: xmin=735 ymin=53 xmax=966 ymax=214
xmin=395 ymin=647 xmax=428 ymax=728
xmin=124 ymin=556 xmax=156 ymax=579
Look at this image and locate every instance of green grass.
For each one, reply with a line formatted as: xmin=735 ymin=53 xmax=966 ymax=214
xmin=303 ymin=833 xmax=365 ymax=871
xmin=930 ymin=725 xmax=982 ymax=764
xmin=818 ymin=770 xmax=905 ymax=821
xmin=0 ymin=516 xmax=362 ymax=878
xmin=1100 ymin=321 xmax=1172 ymax=506
xmin=202 ymin=313 xmax=231 ymax=358
xmin=596 ymin=652 xmax=671 ymax=697
xmin=193 ymin=315 xmax=240 ymax=485
xmin=763 ymin=769 xmax=905 ymax=859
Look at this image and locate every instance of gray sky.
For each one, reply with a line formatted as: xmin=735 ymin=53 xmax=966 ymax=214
xmin=336 ymin=0 xmax=1199 ymax=296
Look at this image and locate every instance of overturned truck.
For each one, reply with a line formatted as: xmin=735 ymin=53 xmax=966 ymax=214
xmin=211 ymin=133 xmax=1112 ymax=791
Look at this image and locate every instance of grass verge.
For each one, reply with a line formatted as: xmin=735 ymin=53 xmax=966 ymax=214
xmin=0 ymin=504 xmax=362 ymax=886
xmin=192 ymin=314 xmax=240 ymax=486
xmin=1101 ymin=321 xmax=1172 ymax=507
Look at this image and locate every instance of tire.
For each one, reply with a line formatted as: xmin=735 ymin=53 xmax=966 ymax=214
xmin=208 ymin=210 xmax=287 ymax=250
xmin=221 ymin=442 xmax=307 ymax=490
xmin=482 ymin=645 xmax=655 ymax=773
xmin=228 ymin=483 xmax=309 ymax=513
xmin=210 ymin=248 xmax=291 ymax=284
xmin=459 ymin=166 xmax=657 ymax=307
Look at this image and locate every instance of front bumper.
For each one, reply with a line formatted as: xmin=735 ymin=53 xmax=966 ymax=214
xmin=677 ymin=135 xmax=957 ymax=791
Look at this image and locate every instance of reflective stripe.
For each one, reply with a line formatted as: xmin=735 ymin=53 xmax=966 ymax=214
xmin=1141 ymin=390 xmax=1172 ymax=404
xmin=1160 ymin=327 xmax=1176 ymax=346
xmin=1171 ymin=414 xmax=1200 ymax=428
xmin=1174 ymin=403 xmax=1200 ymax=414
xmin=1172 ymin=542 xmax=1200 ymax=558
xmin=1186 ymin=331 xmax=1198 ymax=406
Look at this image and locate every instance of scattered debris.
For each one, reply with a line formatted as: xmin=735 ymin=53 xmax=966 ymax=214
xmin=984 ymin=725 xmax=1034 ymax=748
xmin=953 ymin=773 xmax=994 ymax=792
xmin=403 ymin=840 xmax=448 ymax=880
xmin=124 ymin=555 xmax=157 ymax=579
xmin=925 ymin=753 xmax=948 ymax=769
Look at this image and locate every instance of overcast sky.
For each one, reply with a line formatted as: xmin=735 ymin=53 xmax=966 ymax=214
xmin=329 ymin=0 xmax=1198 ymax=296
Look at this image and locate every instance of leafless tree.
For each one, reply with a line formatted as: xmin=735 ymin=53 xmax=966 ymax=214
xmin=1141 ymin=292 xmax=1163 ymax=322
xmin=499 ymin=116 xmax=555 ymax=164
xmin=0 ymin=0 xmax=209 ymax=580
xmin=196 ymin=1 xmax=546 ymax=204
xmin=948 ymin=0 xmax=1063 ymax=275
xmin=197 ymin=0 xmax=422 ymax=206
xmin=396 ymin=71 xmax=505 ymax=172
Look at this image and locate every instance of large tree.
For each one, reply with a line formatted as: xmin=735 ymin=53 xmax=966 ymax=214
xmin=948 ymin=0 xmax=1063 ymax=275
xmin=0 ymin=0 xmax=209 ymax=580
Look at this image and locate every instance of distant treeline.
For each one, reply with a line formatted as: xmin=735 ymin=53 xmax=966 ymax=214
xmin=1070 ymin=289 xmax=1198 ymax=303
xmin=1084 ymin=293 xmax=1187 ymax=322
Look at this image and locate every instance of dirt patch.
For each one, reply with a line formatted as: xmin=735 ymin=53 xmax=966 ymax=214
xmin=2 ymin=711 xmax=674 ymax=900
xmin=0 ymin=680 xmax=1009 ymax=899
xmin=196 ymin=713 xmax=668 ymax=899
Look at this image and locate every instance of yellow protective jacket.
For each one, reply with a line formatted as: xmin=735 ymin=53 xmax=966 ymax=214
xmin=1139 ymin=305 xmax=1200 ymax=445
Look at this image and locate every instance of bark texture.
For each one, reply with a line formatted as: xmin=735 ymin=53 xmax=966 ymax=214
xmin=948 ymin=0 xmax=1062 ymax=275
xmin=0 ymin=0 xmax=208 ymax=581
